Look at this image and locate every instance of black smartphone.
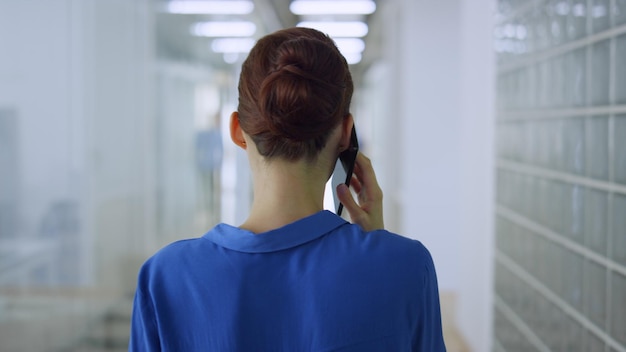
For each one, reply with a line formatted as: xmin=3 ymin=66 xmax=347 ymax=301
xmin=331 ymin=125 xmax=359 ymax=216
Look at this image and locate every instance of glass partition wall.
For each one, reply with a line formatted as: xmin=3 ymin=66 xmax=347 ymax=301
xmin=494 ymin=0 xmax=626 ymax=351
xmin=0 ymin=1 xmax=254 ymax=350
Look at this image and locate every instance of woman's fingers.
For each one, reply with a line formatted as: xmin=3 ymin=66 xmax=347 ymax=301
xmin=336 ymin=152 xmax=384 ymax=231
xmin=350 ymin=174 xmax=362 ymax=194
xmin=336 ymin=183 xmax=362 ymax=217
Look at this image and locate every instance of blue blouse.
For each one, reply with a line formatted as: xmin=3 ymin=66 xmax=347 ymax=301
xmin=130 ymin=211 xmax=446 ymax=351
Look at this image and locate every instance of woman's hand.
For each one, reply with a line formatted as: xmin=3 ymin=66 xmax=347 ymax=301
xmin=336 ymin=153 xmax=384 ymax=231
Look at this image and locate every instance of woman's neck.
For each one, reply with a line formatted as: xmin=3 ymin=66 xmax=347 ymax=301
xmin=239 ymin=158 xmax=330 ymax=234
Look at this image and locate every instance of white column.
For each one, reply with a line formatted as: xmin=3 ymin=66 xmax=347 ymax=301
xmin=457 ymin=1 xmax=496 ymax=351
xmin=392 ymin=0 xmax=463 ymax=293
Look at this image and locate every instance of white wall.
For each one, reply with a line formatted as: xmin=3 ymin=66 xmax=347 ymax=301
xmin=370 ymin=1 xmax=496 ymax=350
xmin=379 ymin=0 xmax=463 ymax=293
xmin=457 ymin=1 xmax=496 ymax=351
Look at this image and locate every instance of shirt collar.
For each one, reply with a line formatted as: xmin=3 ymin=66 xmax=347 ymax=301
xmin=203 ymin=210 xmax=348 ymax=253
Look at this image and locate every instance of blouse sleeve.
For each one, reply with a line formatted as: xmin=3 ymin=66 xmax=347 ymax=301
xmin=413 ymin=247 xmax=447 ymax=351
xmin=129 ymin=276 xmax=161 ymax=351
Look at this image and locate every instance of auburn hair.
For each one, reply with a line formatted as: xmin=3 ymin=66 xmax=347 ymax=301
xmin=237 ymin=27 xmax=354 ymax=161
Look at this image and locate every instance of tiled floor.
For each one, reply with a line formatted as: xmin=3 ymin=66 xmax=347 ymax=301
xmin=66 ymin=293 xmax=471 ymax=352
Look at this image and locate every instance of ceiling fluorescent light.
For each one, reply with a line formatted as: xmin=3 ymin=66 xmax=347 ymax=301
xmin=297 ymin=21 xmax=368 ymax=37
xmin=342 ymin=52 xmax=362 ymax=65
xmin=192 ymin=21 xmax=256 ymax=37
xmin=211 ymin=38 xmax=256 ymax=53
xmin=223 ymin=53 xmax=241 ymax=64
xmin=290 ymin=0 xmax=376 ymax=15
xmin=333 ymin=38 xmax=365 ymax=54
xmin=167 ymin=1 xmax=254 ymax=14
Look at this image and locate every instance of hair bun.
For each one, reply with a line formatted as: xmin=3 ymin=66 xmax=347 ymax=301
xmin=258 ymin=37 xmax=346 ymax=141
xmin=237 ymin=27 xmax=353 ymax=160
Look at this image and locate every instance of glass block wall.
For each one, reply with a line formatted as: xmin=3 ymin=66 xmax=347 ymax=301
xmin=493 ymin=0 xmax=626 ymax=351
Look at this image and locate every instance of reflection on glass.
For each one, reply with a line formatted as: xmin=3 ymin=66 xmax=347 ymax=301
xmin=613 ymin=195 xmax=626 ymax=267
xmin=561 ymin=248 xmax=583 ymax=310
xmin=585 ymin=116 xmax=608 ymax=180
xmin=615 ymin=116 xmax=626 ymax=184
xmin=611 ymin=272 xmax=626 ymax=345
xmin=548 ymin=0 xmax=566 ymax=45
xmin=563 ymin=117 xmax=585 ymax=175
xmin=590 ymin=40 xmax=610 ymax=106
xmin=591 ymin=0 xmax=610 ymax=33
xmin=616 ymin=35 xmax=626 ymax=105
xmin=567 ymin=0 xmax=587 ymax=41
xmin=615 ymin=0 xmax=626 ymax=26
xmin=533 ymin=7 xmax=550 ymax=51
xmin=583 ymin=188 xmax=608 ymax=256
xmin=565 ymin=184 xmax=584 ymax=241
xmin=552 ymin=55 xmax=567 ymax=107
xmin=566 ymin=48 xmax=587 ymax=107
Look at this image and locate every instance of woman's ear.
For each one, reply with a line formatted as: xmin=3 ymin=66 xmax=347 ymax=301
xmin=339 ymin=114 xmax=354 ymax=151
xmin=229 ymin=112 xmax=247 ymax=149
